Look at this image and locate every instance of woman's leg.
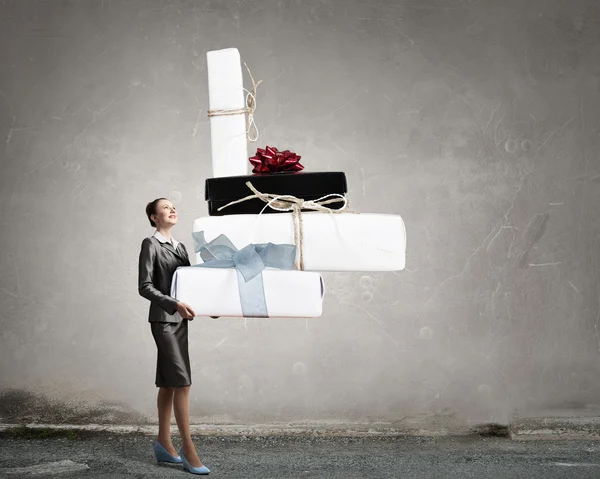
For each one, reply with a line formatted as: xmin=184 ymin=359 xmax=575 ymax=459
xmin=157 ymin=387 xmax=178 ymax=455
xmin=173 ymin=385 xmax=204 ymax=467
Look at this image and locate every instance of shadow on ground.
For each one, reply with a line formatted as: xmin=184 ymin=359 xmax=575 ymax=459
xmin=0 ymin=388 xmax=515 ymax=439
xmin=0 ymin=389 xmax=149 ymax=425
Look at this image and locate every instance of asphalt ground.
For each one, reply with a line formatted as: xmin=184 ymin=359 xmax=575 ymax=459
xmin=1 ymin=433 xmax=600 ymax=478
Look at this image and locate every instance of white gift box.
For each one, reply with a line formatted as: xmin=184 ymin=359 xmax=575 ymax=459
xmin=170 ymin=267 xmax=324 ymax=318
xmin=192 ymin=212 xmax=406 ymax=272
xmin=206 ymin=48 xmax=249 ymax=177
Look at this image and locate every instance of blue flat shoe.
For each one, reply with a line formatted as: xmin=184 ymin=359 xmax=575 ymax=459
xmin=153 ymin=440 xmax=182 ymax=463
xmin=179 ymin=447 xmax=210 ymax=475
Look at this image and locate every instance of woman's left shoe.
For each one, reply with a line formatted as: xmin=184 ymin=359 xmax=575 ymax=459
xmin=153 ymin=440 xmax=183 ymax=463
xmin=179 ymin=447 xmax=210 ymax=475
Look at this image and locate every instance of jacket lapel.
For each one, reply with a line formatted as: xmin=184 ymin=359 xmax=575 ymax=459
xmin=157 ymin=239 xmax=188 ymax=263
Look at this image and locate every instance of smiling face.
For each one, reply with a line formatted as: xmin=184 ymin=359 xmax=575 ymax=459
xmin=151 ymin=199 xmax=178 ymax=228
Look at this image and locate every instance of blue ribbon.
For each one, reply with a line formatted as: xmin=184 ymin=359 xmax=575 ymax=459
xmin=191 ymin=231 xmax=296 ymax=317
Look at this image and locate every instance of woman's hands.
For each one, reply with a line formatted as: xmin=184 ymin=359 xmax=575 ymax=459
xmin=176 ymin=301 xmax=218 ymax=319
xmin=176 ymin=301 xmax=196 ymax=320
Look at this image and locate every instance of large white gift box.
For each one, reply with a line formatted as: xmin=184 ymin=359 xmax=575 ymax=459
xmin=171 ymin=267 xmax=324 ymax=318
xmin=192 ymin=212 xmax=406 ymax=271
xmin=206 ymin=48 xmax=249 ymax=177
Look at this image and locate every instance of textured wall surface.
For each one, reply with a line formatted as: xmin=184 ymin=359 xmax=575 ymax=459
xmin=1 ymin=0 xmax=599 ymax=428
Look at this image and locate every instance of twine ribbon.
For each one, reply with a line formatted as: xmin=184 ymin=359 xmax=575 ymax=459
xmin=217 ymin=181 xmax=350 ymax=270
xmin=207 ymin=62 xmax=262 ymax=142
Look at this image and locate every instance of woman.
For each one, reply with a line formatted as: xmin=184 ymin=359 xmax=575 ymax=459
xmin=138 ymin=197 xmax=210 ymax=475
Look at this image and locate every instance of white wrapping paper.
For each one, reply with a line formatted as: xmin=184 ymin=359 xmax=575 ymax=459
xmin=192 ymin=212 xmax=406 ymax=272
xmin=206 ymin=48 xmax=249 ymax=177
xmin=171 ymin=267 xmax=324 ymax=318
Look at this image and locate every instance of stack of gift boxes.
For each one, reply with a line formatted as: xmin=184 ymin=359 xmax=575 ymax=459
xmin=170 ymin=48 xmax=406 ymax=318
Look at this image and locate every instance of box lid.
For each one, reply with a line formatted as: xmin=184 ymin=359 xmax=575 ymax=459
xmin=205 ymin=172 xmax=348 ymax=202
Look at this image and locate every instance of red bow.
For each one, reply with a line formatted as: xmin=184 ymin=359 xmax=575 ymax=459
xmin=249 ymin=146 xmax=304 ymax=174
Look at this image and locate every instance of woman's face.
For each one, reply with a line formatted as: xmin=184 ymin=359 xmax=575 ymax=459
xmin=152 ymin=199 xmax=178 ymax=227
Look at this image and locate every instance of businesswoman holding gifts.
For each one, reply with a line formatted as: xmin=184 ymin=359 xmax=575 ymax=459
xmin=138 ymin=197 xmax=210 ymax=475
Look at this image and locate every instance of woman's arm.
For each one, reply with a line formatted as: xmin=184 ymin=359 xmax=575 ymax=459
xmin=138 ymin=237 xmax=179 ymax=315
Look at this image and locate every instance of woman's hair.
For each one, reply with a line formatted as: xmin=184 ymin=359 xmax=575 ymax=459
xmin=146 ymin=198 xmax=168 ymax=227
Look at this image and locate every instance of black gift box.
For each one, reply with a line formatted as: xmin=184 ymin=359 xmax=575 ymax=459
xmin=205 ymin=172 xmax=348 ymax=216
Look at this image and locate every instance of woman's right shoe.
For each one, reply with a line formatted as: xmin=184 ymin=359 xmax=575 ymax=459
xmin=179 ymin=447 xmax=210 ymax=475
xmin=153 ymin=440 xmax=182 ymax=463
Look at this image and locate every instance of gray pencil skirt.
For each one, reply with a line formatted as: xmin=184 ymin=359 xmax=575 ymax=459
xmin=150 ymin=320 xmax=191 ymax=388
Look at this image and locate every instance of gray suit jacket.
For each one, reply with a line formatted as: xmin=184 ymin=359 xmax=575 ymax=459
xmin=138 ymin=236 xmax=191 ymax=323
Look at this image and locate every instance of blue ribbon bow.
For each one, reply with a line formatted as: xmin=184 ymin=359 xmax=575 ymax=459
xmin=191 ymin=231 xmax=296 ymax=317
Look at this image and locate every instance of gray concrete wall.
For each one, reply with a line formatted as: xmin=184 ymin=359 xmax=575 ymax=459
xmin=1 ymin=0 xmax=599 ymax=427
